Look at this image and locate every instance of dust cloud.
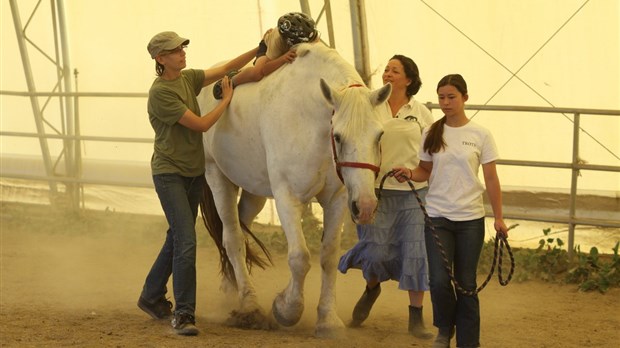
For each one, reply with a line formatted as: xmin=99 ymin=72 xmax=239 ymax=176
xmin=1 ymin=202 xmax=619 ymax=347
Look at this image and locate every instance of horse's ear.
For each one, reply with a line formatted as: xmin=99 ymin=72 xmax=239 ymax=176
xmin=320 ymin=78 xmax=335 ymax=106
xmin=370 ymin=82 xmax=392 ymax=106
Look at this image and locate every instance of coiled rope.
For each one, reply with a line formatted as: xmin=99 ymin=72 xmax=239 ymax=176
xmin=378 ymin=170 xmax=516 ymax=296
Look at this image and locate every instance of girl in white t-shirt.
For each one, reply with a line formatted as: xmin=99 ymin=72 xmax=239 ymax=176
xmin=393 ymin=74 xmax=508 ymax=348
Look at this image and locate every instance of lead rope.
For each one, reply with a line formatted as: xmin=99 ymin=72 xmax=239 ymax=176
xmin=378 ymin=170 xmax=517 ymax=296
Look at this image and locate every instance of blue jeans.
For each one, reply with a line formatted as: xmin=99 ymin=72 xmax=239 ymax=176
xmin=140 ymin=173 xmax=204 ymax=316
xmin=425 ymin=217 xmax=485 ymax=348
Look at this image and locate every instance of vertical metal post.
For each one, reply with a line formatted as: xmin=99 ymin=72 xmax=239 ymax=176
xmin=299 ymin=0 xmax=336 ymax=49
xmin=74 ymin=69 xmax=84 ymax=209
xmin=56 ymin=0 xmax=80 ymax=211
xmin=299 ymin=0 xmax=311 ymax=15
xmin=9 ymin=0 xmax=58 ymax=195
xmin=349 ymin=0 xmax=371 ymax=86
xmin=323 ymin=0 xmax=336 ymax=48
xmin=568 ymin=112 xmax=581 ymax=257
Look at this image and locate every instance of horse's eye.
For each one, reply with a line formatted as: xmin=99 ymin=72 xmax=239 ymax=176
xmin=334 ymin=133 xmax=341 ymax=143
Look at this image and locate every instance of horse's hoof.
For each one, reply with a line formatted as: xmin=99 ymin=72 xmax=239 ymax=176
xmin=315 ymin=311 xmax=346 ymax=338
xmin=225 ymin=309 xmax=276 ymax=330
xmin=315 ymin=325 xmax=346 ymax=339
xmin=271 ymin=294 xmax=304 ymax=327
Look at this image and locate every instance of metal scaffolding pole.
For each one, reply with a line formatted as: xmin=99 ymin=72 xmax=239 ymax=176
xmin=8 ymin=0 xmax=79 ymax=210
xmin=56 ymin=0 xmax=79 ymax=210
xmin=9 ymin=0 xmax=58 ymax=195
xmin=299 ymin=0 xmax=336 ymax=49
xmin=349 ymin=0 xmax=371 ymax=86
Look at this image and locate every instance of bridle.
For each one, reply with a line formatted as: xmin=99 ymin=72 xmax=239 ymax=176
xmin=330 ymin=129 xmax=380 ymax=183
xmin=330 ymin=84 xmax=381 ymax=184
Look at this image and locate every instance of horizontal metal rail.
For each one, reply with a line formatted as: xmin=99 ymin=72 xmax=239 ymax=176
xmin=497 ymin=159 xmax=619 ymax=173
xmin=1 ymin=90 xmax=148 ymax=98
xmin=2 ymin=89 xmax=619 ymax=254
xmin=426 ymin=102 xmax=620 ymax=116
xmin=0 ymin=131 xmax=152 ymax=143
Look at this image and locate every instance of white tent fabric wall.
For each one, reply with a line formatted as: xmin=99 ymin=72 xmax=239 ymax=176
xmin=1 ymin=0 xmax=619 ymax=212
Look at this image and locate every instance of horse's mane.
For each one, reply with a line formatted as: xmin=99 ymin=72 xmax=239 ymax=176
xmin=338 ymin=88 xmax=375 ymax=140
xmin=295 ymin=43 xmax=363 ymax=88
xmin=294 ymin=44 xmax=377 ymax=139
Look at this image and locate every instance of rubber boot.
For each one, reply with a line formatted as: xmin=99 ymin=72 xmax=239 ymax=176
xmin=350 ymin=284 xmax=381 ymax=327
xmin=408 ymin=305 xmax=433 ymax=339
xmin=212 ymin=70 xmax=239 ymax=99
xmin=432 ymin=326 xmax=455 ymax=348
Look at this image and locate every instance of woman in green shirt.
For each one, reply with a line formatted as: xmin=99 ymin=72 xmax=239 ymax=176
xmin=137 ymin=31 xmax=257 ymax=336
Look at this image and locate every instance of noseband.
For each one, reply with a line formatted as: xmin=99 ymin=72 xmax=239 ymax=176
xmin=330 ymin=84 xmax=380 ymax=184
xmin=330 ymin=129 xmax=380 ymax=183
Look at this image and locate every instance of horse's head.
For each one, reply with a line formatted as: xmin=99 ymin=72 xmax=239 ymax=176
xmin=320 ymin=79 xmax=392 ymax=224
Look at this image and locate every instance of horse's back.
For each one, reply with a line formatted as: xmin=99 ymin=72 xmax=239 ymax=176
xmin=201 ymin=43 xmax=338 ymax=197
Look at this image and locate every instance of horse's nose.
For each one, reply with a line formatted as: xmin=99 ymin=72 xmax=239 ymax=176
xmin=351 ymin=200 xmax=360 ymax=219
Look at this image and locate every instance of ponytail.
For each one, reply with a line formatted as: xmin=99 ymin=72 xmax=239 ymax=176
xmin=423 ymin=116 xmax=447 ymax=154
xmin=155 ymin=61 xmax=164 ymax=77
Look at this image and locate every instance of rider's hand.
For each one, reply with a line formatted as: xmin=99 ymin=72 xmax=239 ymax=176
xmin=282 ymin=49 xmax=297 ymax=63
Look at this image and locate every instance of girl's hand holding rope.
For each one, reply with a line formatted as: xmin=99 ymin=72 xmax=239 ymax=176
xmin=390 ymin=166 xmax=412 ymax=182
xmin=495 ymin=218 xmax=509 ymax=239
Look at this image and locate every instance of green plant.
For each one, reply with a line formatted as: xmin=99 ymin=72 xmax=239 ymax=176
xmin=255 ymin=203 xmax=325 ymax=254
xmin=566 ymin=241 xmax=620 ymax=293
xmin=534 ymin=228 xmax=571 ymax=281
xmin=477 ymin=228 xmax=619 ymax=293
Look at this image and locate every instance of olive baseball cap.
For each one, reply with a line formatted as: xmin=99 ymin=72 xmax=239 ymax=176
xmin=147 ymin=31 xmax=190 ymax=59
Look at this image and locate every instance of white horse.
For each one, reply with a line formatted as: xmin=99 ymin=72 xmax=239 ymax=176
xmin=198 ymin=42 xmax=391 ymax=337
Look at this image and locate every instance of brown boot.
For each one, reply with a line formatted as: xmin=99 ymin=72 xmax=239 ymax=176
xmin=350 ymin=284 xmax=381 ymax=327
xmin=408 ymin=305 xmax=433 ymax=339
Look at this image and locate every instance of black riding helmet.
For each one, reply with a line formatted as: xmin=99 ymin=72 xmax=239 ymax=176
xmin=277 ymin=12 xmax=318 ymax=46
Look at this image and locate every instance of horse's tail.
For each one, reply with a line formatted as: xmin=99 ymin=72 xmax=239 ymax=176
xmin=199 ymin=178 xmax=273 ymax=289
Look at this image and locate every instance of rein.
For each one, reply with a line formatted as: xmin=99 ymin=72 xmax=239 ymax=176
xmin=378 ymin=170 xmax=516 ymax=296
xmin=330 ymin=83 xmax=380 ymax=184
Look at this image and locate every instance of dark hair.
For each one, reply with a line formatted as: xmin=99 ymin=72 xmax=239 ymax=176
xmin=155 ymin=61 xmax=164 ymax=76
xmin=390 ymin=54 xmax=422 ymax=97
xmin=423 ymin=74 xmax=468 ymax=154
xmin=436 ymin=73 xmax=467 ymax=95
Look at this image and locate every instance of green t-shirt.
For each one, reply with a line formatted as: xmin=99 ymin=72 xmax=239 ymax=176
xmin=148 ymin=69 xmax=205 ymax=176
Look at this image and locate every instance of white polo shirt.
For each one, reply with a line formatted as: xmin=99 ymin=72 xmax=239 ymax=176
xmin=377 ymin=98 xmax=434 ymax=191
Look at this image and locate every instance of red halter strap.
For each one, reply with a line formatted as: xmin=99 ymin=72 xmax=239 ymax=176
xmin=330 ymin=83 xmax=380 ymax=184
xmin=331 ymin=129 xmax=380 ymax=184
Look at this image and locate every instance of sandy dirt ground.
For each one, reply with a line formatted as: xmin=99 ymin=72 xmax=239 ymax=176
xmin=1 ymin=202 xmax=618 ymax=348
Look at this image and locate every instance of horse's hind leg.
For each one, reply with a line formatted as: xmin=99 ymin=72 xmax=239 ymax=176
xmin=238 ymin=190 xmax=267 ymax=228
xmin=206 ymin=169 xmax=270 ymax=329
xmin=314 ymin=189 xmax=347 ymax=338
xmin=270 ymin=196 xmax=309 ymax=327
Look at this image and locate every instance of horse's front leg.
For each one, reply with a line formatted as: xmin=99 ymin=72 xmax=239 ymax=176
xmin=315 ymin=187 xmax=347 ymax=338
xmin=270 ymin=195 xmax=309 ymax=327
